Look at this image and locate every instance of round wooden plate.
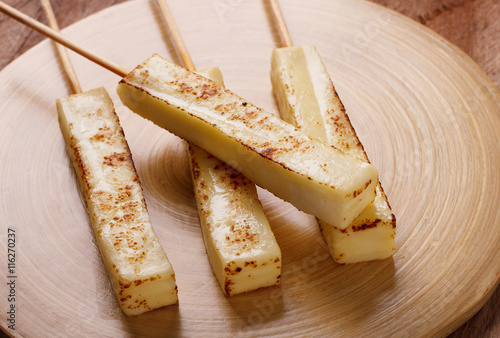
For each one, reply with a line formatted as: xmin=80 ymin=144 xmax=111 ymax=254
xmin=1 ymin=0 xmax=499 ymax=336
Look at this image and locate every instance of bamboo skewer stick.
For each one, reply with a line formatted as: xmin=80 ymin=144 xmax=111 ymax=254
xmin=269 ymin=0 xmax=293 ymax=48
xmin=0 ymin=1 xmax=129 ymax=77
xmin=155 ymin=0 xmax=196 ymax=72
xmin=40 ymin=0 xmax=82 ymax=94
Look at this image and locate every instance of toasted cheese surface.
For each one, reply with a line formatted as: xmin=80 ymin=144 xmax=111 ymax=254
xmin=190 ymin=68 xmax=281 ymax=295
xmin=117 ymin=54 xmax=378 ymax=228
xmin=189 ymin=144 xmax=282 ymax=295
xmin=271 ymin=46 xmax=396 ymax=263
xmin=57 ymin=87 xmax=177 ymax=315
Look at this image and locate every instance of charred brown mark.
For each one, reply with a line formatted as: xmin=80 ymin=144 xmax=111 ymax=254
xmin=192 ymin=170 xmax=200 ymax=180
xmin=119 ymin=82 xmax=334 ymax=190
xmin=103 ymin=152 xmax=131 ymax=166
xmin=200 ymin=84 xmax=218 ymax=99
xmin=353 ymin=179 xmax=372 ymax=198
xmin=189 ymin=147 xmax=201 ymax=179
xmin=178 ymin=82 xmax=194 ymax=93
xmin=352 ymin=219 xmax=381 ymax=232
xmin=339 ymin=227 xmax=349 ymax=234
xmin=224 ymin=278 xmax=234 ymax=295
xmin=261 ymin=147 xmax=277 ymax=157
xmin=224 ymin=265 xmax=243 ymax=275
xmin=119 ymin=281 xmax=132 ymax=289
xmin=69 ymin=135 xmax=91 ymax=192
xmin=120 ymin=295 xmax=132 ymax=302
xmin=222 ymin=165 xmax=251 ymax=189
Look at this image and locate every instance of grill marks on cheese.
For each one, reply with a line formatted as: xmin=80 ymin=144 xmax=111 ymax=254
xmin=190 ymin=146 xmax=282 ymax=296
xmin=192 ymin=151 xmax=265 ymax=254
xmin=57 ymin=88 xmax=177 ymax=315
xmin=189 ymin=145 xmax=282 ymax=295
xmin=117 ymin=55 xmax=379 ymax=229
xmin=270 ymin=46 xmax=396 ymax=263
xmin=182 ymin=67 xmax=281 ymax=296
xmin=123 ymin=62 xmax=363 ymax=192
xmin=69 ymin=116 xmax=151 ymax=264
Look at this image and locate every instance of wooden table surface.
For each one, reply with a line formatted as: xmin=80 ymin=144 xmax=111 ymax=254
xmin=0 ymin=0 xmax=498 ymax=337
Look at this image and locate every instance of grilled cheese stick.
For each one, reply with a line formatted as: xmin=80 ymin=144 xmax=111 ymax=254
xmin=191 ymin=67 xmax=281 ymax=295
xmin=57 ymin=87 xmax=178 ymax=315
xmin=271 ymin=46 xmax=396 ymax=263
xmin=117 ymin=54 xmax=378 ymax=229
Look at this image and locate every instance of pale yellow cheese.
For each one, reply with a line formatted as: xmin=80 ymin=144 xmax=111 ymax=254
xmin=117 ymin=54 xmax=378 ymax=229
xmin=190 ymin=67 xmax=281 ymax=295
xmin=57 ymin=87 xmax=178 ymax=315
xmin=271 ymin=46 xmax=396 ymax=263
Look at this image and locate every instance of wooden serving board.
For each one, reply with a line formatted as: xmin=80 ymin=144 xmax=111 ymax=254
xmin=1 ymin=0 xmax=499 ymax=336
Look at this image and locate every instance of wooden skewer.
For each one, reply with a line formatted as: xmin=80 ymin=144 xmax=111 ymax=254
xmin=0 ymin=1 xmax=129 ymax=77
xmin=40 ymin=0 xmax=82 ymax=94
xmin=155 ymin=0 xmax=196 ymax=72
xmin=269 ymin=0 xmax=293 ymax=48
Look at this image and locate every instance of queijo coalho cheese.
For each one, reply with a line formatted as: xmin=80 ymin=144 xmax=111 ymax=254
xmin=271 ymin=46 xmax=396 ymax=263
xmin=117 ymin=54 xmax=379 ymax=229
xmin=57 ymin=87 xmax=177 ymax=315
xmin=191 ymin=67 xmax=281 ymax=296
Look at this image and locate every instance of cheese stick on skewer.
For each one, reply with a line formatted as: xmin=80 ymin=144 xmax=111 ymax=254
xmin=41 ymin=0 xmax=177 ymax=315
xmin=268 ymin=0 xmax=396 ymax=263
xmin=0 ymin=2 xmax=378 ymax=229
xmin=116 ymin=54 xmax=378 ymax=228
xmin=155 ymin=0 xmax=281 ymax=295
xmin=57 ymin=89 xmax=179 ymax=314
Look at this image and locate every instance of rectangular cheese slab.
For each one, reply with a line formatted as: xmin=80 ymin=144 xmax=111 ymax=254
xmin=57 ymin=87 xmax=178 ymax=315
xmin=271 ymin=46 xmax=396 ymax=263
xmin=191 ymin=67 xmax=281 ymax=295
xmin=117 ymin=54 xmax=378 ymax=228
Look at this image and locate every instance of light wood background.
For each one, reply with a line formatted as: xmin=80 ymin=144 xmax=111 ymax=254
xmin=0 ymin=0 xmax=499 ymax=337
